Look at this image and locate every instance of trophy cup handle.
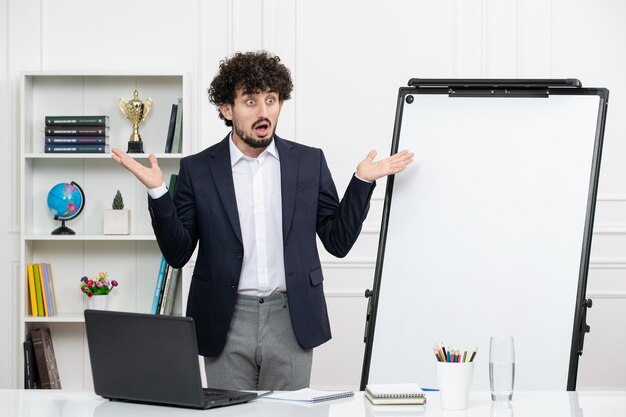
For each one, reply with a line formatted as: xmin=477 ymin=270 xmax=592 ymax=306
xmin=118 ymin=98 xmax=127 ymax=116
xmin=142 ymin=98 xmax=153 ymax=121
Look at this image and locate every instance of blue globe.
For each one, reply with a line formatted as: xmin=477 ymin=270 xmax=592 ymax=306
xmin=47 ymin=181 xmax=85 ymax=234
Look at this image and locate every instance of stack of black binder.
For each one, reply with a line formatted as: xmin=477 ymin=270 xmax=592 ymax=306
xmin=44 ymin=115 xmax=109 ymax=153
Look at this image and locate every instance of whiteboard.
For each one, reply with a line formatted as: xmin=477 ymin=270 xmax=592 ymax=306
xmin=362 ymin=82 xmax=607 ymax=391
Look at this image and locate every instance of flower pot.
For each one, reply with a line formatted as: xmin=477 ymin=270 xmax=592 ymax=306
xmin=87 ymin=294 xmax=109 ymax=310
xmin=103 ymin=209 xmax=130 ymax=235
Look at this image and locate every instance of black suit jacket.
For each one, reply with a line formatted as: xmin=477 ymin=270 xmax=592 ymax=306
xmin=148 ymin=135 xmax=375 ymax=357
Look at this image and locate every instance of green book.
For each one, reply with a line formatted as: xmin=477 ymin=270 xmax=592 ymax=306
xmin=32 ymin=264 xmax=45 ymax=316
xmin=168 ymin=174 xmax=178 ymax=198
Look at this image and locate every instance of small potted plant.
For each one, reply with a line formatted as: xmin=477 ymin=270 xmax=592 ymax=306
xmin=103 ymin=190 xmax=130 ymax=234
xmin=80 ymin=272 xmax=119 ymax=310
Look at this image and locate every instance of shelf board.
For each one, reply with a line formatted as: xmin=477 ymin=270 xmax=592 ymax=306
xmin=25 ymin=313 xmax=85 ymax=323
xmin=24 ymin=70 xmax=186 ymax=77
xmin=25 ymin=153 xmax=183 ymax=159
xmin=25 ymin=234 xmax=157 ymax=241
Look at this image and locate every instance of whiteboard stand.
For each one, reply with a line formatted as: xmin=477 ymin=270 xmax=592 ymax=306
xmin=360 ymin=79 xmax=608 ymax=391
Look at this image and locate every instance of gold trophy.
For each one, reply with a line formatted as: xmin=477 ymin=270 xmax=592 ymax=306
xmin=119 ymin=89 xmax=152 ymax=153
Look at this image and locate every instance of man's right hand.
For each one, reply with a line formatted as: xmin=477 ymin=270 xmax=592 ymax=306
xmin=111 ymin=148 xmax=164 ymax=189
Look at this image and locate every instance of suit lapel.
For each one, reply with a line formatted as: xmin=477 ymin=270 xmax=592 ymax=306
xmin=208 ymin=135 xmax=243 ymax=245
xmin=275 ymin=136 xmax=298 ymax=241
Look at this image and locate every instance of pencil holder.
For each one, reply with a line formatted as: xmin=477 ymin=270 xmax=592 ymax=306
xmin=436 ymin=361 xmax=474 ymax=410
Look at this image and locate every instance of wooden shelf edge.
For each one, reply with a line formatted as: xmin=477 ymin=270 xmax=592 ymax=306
xmin=25 ymin=153 xmax=183 ymax=159
xmin=24 ymin=314 xmax=85 ymax=323
xmin=24 ymin=234 xmax=157 ymax=241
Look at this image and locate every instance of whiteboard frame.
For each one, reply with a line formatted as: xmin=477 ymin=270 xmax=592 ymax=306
xmin=360 ymin=79 xmax=609 ymax=391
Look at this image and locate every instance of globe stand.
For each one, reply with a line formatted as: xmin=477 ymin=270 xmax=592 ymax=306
xmin=51 ymin=218 xmax=76 ymax=235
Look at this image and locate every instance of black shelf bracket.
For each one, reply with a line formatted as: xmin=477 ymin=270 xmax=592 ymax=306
xmin=578 ymin=298 xmax=592 ymax=355
xmin=363 ymin=289 xmax=373 ymax=343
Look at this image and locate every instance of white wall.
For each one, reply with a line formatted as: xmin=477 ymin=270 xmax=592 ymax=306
xmin=2 ymin=0 xmax=626 ymax=390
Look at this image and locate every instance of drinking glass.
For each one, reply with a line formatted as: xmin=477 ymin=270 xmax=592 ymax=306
xmin=489 ymin=336 xmax=515 ymax=402
xmin=491 ymin=401 xmax=514 ymax=417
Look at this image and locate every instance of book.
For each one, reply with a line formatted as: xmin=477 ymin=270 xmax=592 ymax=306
xmin=30 ymin=329 xmax=49 ymax=388
xmin=265 ymin=388 xmax=354 ymax=403
xmin=171 ymin=98 xmax=183 ymax=153
xmin=365 ymin=384 xmax=426 ymax=405
xmin=46 ymin=136 xmax=108 ymax=145
xmin=30 ymin=328 xmax=62 ymax=389
xmin=158 ymin=265 xmax=173 ymax=314
xmin=45 ymin=115 xmax=109 ymax=127
xmin=45 ymin=126 xmax=109 ymax=136
xmin=42 ymin=328 xmax=61 ymax=388
xmin=32 ymin=263 xmax=45 ymax=316
xmin=47 ymin=264 xmax=58 ymax=315
xmin=161 ymin=268 xmax=180 ymax=315
xmin=39 ymin=264 xmax=52 ymax=316
xmin=26 ymin=264 xmax=38 ymax=316
xmin=40 ymin=263 xmax=56 ymax=316
xmin=168 ymin=173 xmax=178 ymax=198
xmin=150 ymin=257 xmax=168 ymax=314
xmin=164 ymin=103 xmax=178 ymax=153
xmin=156 ymin=264 xmax=171 ymax=314
xmin=36 ymin=264 xmax=49 ymax=316
xmin=23 ymin=334 xmax=40 ymax=389
xmin=45 ymin=144 xmax=109 ymax=153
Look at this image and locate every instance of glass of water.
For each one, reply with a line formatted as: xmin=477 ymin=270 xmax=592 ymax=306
xmin=489 ymin=336 xmax=515 ymax=402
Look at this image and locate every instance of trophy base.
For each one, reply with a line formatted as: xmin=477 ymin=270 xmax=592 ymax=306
xmin=127 ymin=141 xmax=144 ymax=153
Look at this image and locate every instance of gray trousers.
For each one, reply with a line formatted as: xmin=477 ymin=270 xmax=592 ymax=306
xmin=204 ymin=292 xmax=313 ymax=390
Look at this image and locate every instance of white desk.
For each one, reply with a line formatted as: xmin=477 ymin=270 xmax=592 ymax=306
xmin=2 ymin=390 xmax=626 ymax=416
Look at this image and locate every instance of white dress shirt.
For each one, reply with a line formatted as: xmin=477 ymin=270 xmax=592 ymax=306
xmin=148 ymin=136 xmax=286 ymax=296
xmin=228 ymin=137 xmax=286 ymax=295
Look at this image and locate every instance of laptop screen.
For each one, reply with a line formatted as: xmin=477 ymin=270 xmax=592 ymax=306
xmin=85 ymin=310 xmax=206 ymax=407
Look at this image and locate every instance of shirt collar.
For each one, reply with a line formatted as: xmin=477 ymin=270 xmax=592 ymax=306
xmin=229 ymin=132 xmax=280 ymax=167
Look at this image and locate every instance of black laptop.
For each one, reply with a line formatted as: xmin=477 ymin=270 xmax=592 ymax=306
xmin=84 ymin=309 xmax=258 ymax=409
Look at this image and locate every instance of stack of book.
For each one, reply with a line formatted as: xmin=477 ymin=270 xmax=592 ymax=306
xmin=26 ymin=263 xmax=57 ymax=317
xmin=44 ymin=115 xmax=110 ymax=153
xmin=150 ymin=174 xmax=181 ymax=315
xmin=151 ymin=257 xmax=181 ymax=315
xmin=24 ymin=328 xmax=61 ymax=389
xmin=164 ymin=98 xmax=183 ymax=153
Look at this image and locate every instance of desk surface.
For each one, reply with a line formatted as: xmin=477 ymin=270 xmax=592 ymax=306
xmin=2 ymin=390 xmax=626 ymax=416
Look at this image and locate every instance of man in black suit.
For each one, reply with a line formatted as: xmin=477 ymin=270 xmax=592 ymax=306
xmin=112 ymin=51 xmax=413 ymax=390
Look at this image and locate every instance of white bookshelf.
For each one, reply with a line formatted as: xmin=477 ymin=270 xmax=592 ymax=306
xmin=19 ymin=72 xmax=191 ymax=390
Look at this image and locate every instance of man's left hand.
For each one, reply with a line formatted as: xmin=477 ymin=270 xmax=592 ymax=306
xmin=356 ymin=149 xmax=414 ymax=182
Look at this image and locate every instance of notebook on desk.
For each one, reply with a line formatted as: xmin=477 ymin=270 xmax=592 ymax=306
xmin=265 ymin=388 xmax=354 ymax=403
xmin=84 ymin=309 xmax=257 ymax=409
xmin=365 ymin=383 xmax=426 ymax=405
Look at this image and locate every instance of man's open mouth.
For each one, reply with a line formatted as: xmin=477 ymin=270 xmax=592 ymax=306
xmin=253 ymin=119 xmax=271 ymax=136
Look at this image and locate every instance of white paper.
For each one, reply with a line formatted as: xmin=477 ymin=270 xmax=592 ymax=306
xmin=264 ymin=388 xmax=354 ymax=403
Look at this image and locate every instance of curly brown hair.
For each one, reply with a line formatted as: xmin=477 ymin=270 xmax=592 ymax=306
xmin=208 ymin=51 xmax=293 ymax=127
